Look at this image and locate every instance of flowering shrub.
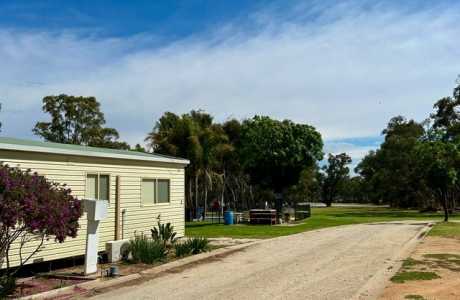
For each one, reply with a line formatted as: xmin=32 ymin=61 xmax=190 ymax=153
xmin=0 ymin=164 xmax=83 ymax=275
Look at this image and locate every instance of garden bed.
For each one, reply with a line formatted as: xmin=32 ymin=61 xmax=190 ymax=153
xmin=11 ymin=274 xmax=93 ymax=299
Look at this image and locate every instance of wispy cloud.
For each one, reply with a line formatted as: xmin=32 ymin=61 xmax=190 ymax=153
xmin=0 ymin=1 xmax=459 ymax=164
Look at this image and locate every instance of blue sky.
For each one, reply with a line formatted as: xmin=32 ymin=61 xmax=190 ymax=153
xmin=1 ymin=0 xmax=459 ymax=169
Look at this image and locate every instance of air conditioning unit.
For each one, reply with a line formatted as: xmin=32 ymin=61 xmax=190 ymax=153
xmin=106 ymin=239 xmax=130 ymax=263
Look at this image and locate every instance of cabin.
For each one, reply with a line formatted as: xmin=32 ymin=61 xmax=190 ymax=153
xmin=0 ymin=137 xmax=189 ymax=268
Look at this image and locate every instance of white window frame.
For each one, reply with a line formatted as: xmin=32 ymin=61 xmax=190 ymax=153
xmin=140 ymin=178 xmax=171 ymax=206
xmin=85 ymin=172 xmax=111 ymax=202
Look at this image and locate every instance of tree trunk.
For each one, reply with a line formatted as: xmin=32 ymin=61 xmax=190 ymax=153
xmin=204 ymin=181 xmax=208 ymax=221
xmin=195 ymin=174 xmax=199 ymax=219
xmin=442 ymin=192 xmax=449 ymax=222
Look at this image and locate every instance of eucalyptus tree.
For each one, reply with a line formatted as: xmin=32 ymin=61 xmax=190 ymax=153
xmin=320 ymin=153 xmax=352 ymax=206
xmin=356 ymin=116 xmax=426 ymax=207
xmin=33 ymin=94 xmax=129 ymax=149
xmin=416 ymin=141 xmax=459 ymax=221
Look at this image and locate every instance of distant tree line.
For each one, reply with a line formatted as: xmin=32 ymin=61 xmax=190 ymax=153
xmin=353 ymin=78 xmax=460 ymax=221
xmin=25 ymin=76 xmax=460 ymax=220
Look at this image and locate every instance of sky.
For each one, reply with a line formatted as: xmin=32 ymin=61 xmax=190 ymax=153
xmin=1 ymin=0 xmax=459 ymax=170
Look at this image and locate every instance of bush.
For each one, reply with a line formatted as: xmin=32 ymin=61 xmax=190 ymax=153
xmin=0 ymin=164 xmax=83 ymax=280
xmin=174 ymin=242 xmax=192 ymax=257
xmin=189 ymin=237 xmax=210 ymax=254
xmin=151 ymin=215 xmax=178 ymax=247
xmin=129 ymin=234 xmax=167 ymax=264
xmin=174 ymin=237 xmax=210 ymax=257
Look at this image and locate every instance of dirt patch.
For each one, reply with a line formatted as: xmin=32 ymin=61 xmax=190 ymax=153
xmin=379 ymin=236 xmax=460 ymax=299
xmin=10 ymin=275 xmax=92 ymax=299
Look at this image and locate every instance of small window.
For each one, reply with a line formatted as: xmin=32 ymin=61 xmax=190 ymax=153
xmin=86 ymin=174 xmax=98 ymax=200
xmin=99 ymin=175 xmax=110 ymax=201
xmin=157 ymin=179 xmax=170 ymax=203
xmin=86 ymin=174 xmax=110 ymax=201
xmin=141 ymin=179 xmax=155 ymax=205
xmin=141 ymin=178 xmax=170 ymax=205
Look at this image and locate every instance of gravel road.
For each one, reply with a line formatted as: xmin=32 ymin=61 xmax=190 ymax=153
xmin=90 ymin=222 xmax=426 ymax=300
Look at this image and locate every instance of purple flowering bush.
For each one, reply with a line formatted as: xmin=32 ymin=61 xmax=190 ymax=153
xmin=0 ymin=164 xmax=83 ymax=277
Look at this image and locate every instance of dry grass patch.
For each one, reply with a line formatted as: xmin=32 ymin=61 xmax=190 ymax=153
xmin=379 ymin=235 xmax=460 ymax=300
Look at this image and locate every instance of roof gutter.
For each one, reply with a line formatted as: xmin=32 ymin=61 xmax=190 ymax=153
xmin=0 ymin=143 xmax=190 ymax=165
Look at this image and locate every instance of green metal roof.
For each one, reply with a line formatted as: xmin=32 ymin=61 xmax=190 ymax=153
xmin=0 ymin=137 xmax=189 ymax=165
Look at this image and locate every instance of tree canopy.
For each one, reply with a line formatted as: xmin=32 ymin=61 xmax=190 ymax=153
xmin=320 ymin=153 xmax=352 ymax=207
xmin=146 ymin=112 xmax=324 ymax=217
xmin=33 ymin=94 xmax=130 ymax=149
xmin=239 ymin=116 xmax=323 ymax=191
xmin=356 ymin=77 xmax=460 ymax=219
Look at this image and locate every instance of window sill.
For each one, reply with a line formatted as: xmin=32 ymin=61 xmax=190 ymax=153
xmin=140 ymin=202 xmax=171 ymax=207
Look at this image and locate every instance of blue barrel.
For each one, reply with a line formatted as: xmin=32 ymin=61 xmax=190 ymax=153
xmin=224 ymin=210 xmax=234 ymax=225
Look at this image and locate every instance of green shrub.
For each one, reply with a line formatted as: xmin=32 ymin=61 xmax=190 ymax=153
xmin=129 ymin=234 xmax=167 ymax=264
xmin=151 ymin=215 xmax=178 ymax=246
xmin=174 ymin=237 xmax=210 ymax=257
xmin=188 ymin=237 xmax=210 ymax=254
xmin=174 ymin=242 xmax=193 ymax=257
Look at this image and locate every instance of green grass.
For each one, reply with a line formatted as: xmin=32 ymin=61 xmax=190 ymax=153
xmin=402 ymin=258 xmax=426 ymax=268
xmin=423 ymin=253 xmax=460 ymax=260
xmin=390 ymin=271 xmax=440 ymax=283
xmin=428 ymin=222 xmax=460 ymax=239
xmin=186 ymin=207 xmax=458 ymax=238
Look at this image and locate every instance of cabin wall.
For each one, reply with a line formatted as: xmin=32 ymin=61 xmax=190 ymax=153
xmin=0 ymin=150 xmax=185 ymax=268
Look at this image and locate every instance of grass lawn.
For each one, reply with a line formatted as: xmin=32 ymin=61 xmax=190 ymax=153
xmin=428 ymin=221 xmax=460 ymax=239
xmin=185 ymin=207 xmax=460 ymax=239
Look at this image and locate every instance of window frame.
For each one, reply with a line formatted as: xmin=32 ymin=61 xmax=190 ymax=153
xmin=85 ymin=172 xmax=111 ymax=202
xmin=140 ymin=178 xmax=171 ymax=206
xmin=140 ymin=177 xmax=156 ymax=206
xmin=156 ymin=178 xmax=170 ymax=204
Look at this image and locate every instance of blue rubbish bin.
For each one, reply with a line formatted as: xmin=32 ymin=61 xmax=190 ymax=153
xmin=224 ymin=210 xmax=234 ymax=225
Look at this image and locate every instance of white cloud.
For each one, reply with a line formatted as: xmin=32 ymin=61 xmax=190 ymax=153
xmin=0 ymin=1 xmax=459 ymax=166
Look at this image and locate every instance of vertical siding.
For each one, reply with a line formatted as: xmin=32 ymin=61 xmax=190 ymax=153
xmin=0 ymin=150 xmax=185 ymax=268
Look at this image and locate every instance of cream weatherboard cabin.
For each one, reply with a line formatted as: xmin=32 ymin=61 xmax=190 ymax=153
xmin=0 ymin=137 xmax=189 ymax=268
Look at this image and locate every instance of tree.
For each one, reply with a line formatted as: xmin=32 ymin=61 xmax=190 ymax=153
xmin=356 ymin=116 xmax=426 ymax=207
xmin=33 ymin=94 xmax=130 ymax=149
xmin=239 ymin=116 xmax=323 ymax=192
xmin=416 ymin=141 xmax=459 ymax=221
xmin=320 ymin=153 xmax=352 ymax=207
xmin=133 ymin=144 xmax=147 ymax=152
xmin=430 ymin=79 xmax=460 ymax=141
xmin=0 ymin=164 xmax=82 ymax=294
xmin=285 ymin=164 xmax=321 ymax=204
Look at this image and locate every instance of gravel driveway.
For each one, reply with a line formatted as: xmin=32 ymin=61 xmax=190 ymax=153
xmin=90 ymin=222 xmax=426 ymax=300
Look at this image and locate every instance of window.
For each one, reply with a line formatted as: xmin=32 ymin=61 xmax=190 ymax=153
xmin=157 ymin=179 xmax=170 ymax=203
xmin=141 ymin=178 xmax=170 ymax=205
xmin=86 ymin=174 xmax=110 ymax=201
xmin=141 ymin=179 xmax=155 ymax=205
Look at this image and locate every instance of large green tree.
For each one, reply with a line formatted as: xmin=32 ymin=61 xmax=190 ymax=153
xmin=356 ymin=116 xmax=426 ymax=207
xmin=416 ymin=141 xmax=459 ymax=221
xmin=320 ymin=153 xmax=352 ymax=206
xmin=239 ymin=116 xmax=323 ymax=192
xmin=430 ymin=80 xmax=460 ymax=142
xmin=33 ymin=95 xmax=129 ymax=149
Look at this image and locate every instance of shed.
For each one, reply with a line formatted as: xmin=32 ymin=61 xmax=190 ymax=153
xmin=0 ymin=137 xmax=189 ymax=268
